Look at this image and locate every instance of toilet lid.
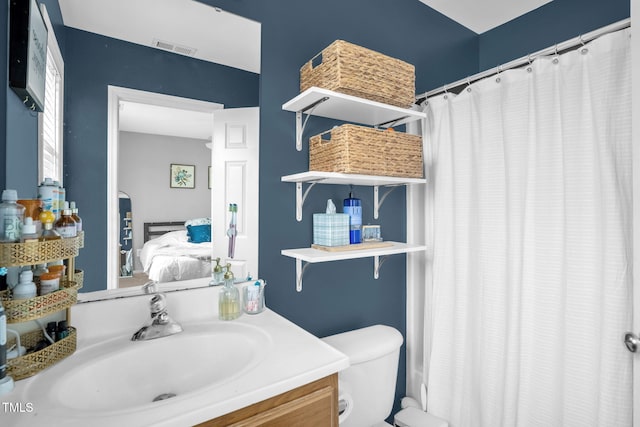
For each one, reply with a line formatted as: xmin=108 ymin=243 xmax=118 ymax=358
xmin=321 ymin=325 xmax=403 ymax=364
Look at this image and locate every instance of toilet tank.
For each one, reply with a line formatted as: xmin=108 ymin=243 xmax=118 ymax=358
xmin=322 ymin=325 xmax=403 ymax=427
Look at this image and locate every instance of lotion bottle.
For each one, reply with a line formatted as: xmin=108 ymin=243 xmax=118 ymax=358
xmin=218 ymin=264 xmax=240 ymax=320
xmin=12 ymin=270 xmax=37 ymax=300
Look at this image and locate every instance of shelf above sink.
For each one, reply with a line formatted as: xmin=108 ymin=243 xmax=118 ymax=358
xmin=281 ymin=241 xmax=427 ymax=292
xmin=282 ymin=87 xmax=426 ymax=150
xmin=281 ymin=171 xmax=426 ymax=221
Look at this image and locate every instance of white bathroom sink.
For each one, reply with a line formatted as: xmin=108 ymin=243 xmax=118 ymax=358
xmin=23 ymin=321 xmax=271 ymax=414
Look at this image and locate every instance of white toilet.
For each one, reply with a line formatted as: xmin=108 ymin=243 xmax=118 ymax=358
xmin=322 ymin=324 xmax=449 ymax=427
xmin=321 ymin=324 xmax=403 ymax=427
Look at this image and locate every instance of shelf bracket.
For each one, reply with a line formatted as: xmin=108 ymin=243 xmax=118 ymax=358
xmin=295 ymin=258 xmax=312 ymax=292
xmin=295 ymin=97 xmax=329 ymax=151
xmin=373 ymin=185 xmax=402 ymax=219
xmin=296 ymin=181 xmax=318 ymax=221
xmin=375 ymin=115 xmax=411 ymax=129
xmin=374 ymin=255 xmax=390 ymax=279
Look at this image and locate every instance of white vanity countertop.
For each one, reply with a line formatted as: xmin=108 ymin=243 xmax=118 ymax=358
xmin=2 ymin=281 xmax=349 ymax=426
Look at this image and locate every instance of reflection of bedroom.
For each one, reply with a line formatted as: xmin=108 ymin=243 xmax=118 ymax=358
xmin=117 ymin=107 xmax=213 ymax=288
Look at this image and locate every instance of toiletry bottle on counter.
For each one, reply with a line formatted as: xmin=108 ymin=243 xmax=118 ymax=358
xmin=39 ymin=211 xmax=61 ymax=241
xmin=12 ymin=270 xmax=37 ymax=300
xmin=55 ymin=202 xmax=77 ymax=237
xmin=343 ymin=189 xmax=362 ymax=244
xmin=20 ymin=217 xmax=39 ymax=243
xmin=0 ymin=189 xmax=25 ymax=242
xmin=69 ymin=201 xmax=82 ymax=233
xmin=0 ymin=299 xmax=15 ymax=396
xmin=219 ymin=264 xmax=240 ymax=320
xmin=210 ymin=257 xmax=224 ymax=285
xmin=37 ymin=178 xmax=58 ymax=219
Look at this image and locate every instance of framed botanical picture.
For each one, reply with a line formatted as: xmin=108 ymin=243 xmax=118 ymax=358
xmin=208 ymin=166 xmax=212 ymax=189
xmin=170 ymin=164 xmax=195 ymax=189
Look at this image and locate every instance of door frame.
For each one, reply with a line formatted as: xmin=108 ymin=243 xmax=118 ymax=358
xmin=106 ymin=86 xmax=223 ymax=290
xmin=631 ymin=0 xmax=639 ymax=424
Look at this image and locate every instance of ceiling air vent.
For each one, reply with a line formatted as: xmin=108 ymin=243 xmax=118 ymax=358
xmin=151 ymin=39 xmax=197 ymax=57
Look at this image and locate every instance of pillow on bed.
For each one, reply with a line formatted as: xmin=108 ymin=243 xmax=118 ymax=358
xmin=186 ymin=224 xmax=211 ymax=243
xmin=185 ymin=217 xmax=211 ymax=227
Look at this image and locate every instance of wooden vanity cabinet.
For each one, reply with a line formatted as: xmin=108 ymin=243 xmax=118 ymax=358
xmin=197 ymin=373 xmax=338 ymax=427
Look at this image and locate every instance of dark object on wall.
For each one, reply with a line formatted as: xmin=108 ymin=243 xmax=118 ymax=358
xmin=9 ymin=0 xmax=48 ymax=112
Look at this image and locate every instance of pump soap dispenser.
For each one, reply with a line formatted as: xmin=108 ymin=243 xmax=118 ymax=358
xmin=218 ymin=264 xmax=240 ymax=320
xmin=209 ymin=257 xmax=224 ymax=286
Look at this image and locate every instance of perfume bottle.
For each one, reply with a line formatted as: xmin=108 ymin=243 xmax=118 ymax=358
xmin=218 ymin=264 xmax=240 ymax=321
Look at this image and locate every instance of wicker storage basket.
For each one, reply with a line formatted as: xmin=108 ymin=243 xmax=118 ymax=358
xmin=300 ymin=40 xmax=415 ymax=108
xmin=0 ymin=279 xmax=79 ymax=323
xmin=309 ymin=124 xmax=423 ymax=178
xmin=7 ymin=327 xmax=77 ymax=380
xmin=0 ymin=232 xmax=84 ymax=266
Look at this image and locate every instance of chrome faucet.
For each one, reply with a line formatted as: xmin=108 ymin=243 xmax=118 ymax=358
xmin=131 ymin=282 xmax=183 ymax=341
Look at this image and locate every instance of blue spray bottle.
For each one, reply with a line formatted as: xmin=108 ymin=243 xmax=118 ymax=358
xmin=343 ymin=188 xmax=362 ymax=244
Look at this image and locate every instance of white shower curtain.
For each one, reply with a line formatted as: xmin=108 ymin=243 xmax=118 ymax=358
xmin=421 ymin=28 xmax=632 ymax=427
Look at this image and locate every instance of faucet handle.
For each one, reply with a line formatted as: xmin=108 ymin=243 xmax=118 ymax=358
xmin=142 ymin=281 xmax=159 ymax=294
xmin=149 ymin=293 xmax=167 ymax=316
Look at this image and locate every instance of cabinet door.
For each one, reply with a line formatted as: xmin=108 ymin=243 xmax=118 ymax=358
xmin=197 ymin=374 xmax=338 ymax=427
xmin=228 ymin=386 xmax=337 ymax=427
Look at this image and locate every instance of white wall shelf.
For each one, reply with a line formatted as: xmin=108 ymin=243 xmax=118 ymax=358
xmin=282 ymin=87 xmax=426 ymax=150
xmin=282 ymin=242 xmax=426 ymax=292
xmin=281 ymin=171 xmax=426 ymax=221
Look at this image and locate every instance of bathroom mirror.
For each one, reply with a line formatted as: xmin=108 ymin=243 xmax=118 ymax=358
xmin=55 ymin=0 xmax=261 ymax=299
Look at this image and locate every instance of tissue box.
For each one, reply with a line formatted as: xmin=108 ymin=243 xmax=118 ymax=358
xmin=313 ymin=213 xmax=350 ymax=247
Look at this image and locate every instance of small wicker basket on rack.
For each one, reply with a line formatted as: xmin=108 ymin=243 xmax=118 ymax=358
xmin=309 ymin=124 xmax=423 ymax=178
xmin=300 ymin=40 xmax=415 ymax=108
xmin=7 ymin=327 xmax=77 ymax=381
xmin=0 ymin=232 xmax=84 ymax=266
xmin=0 ymin=279 xmax=79 ymax=323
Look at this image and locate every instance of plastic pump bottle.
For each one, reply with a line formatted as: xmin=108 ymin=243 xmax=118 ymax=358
xmin=218 ymin=264 xmax=240 ymax=320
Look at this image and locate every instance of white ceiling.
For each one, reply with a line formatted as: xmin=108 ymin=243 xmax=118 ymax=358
xmin=58 ymin=0 xmax=552 ymax=139
xmin=118 ymin=101 xmax=216 ymax=141
xmin=58 ymin=0 xmax=261 ymax=73
xmin=419 ymin=0 xmax=553 ymax=34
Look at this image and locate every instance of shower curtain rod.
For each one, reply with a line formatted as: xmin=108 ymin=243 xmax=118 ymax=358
xmin=417 ymin=18 xmax=631 ymax=102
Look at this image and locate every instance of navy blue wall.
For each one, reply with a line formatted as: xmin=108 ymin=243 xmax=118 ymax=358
xmin=479 ymin=0 xmax=630 ymax=70
xmin=205 ymin=0 xmax=477 ymax=417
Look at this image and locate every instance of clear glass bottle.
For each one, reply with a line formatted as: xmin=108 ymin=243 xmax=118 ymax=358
xmin=218 ymin=264 xmax=240 ymax=320
xmin=209 ymin=257 xmax=224 ymax=286
xmin=0 ymin=189 xmax=25 ymax=243
xmin=54 ymin=202 xmax=77 ymax=238
xmin=69 ymin=201 xmax=82 ymax=233
xmin=39 ymin=211 xmax=61 ymax=241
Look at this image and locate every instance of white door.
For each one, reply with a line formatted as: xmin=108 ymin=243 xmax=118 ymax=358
xmin=210 ymin=107 xmax=259 ymax=280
